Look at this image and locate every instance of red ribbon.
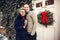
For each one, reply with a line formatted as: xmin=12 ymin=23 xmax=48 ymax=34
xmin=41 ymin=11 xmax=48 ymax=24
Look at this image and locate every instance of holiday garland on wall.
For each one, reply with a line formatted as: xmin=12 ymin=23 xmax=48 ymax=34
xmin=37 ymin=10 xmax=55 ymax=27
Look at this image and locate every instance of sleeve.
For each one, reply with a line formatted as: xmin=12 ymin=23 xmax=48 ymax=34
xmin=30 ymin=12 xmax=38 ymax=36
xmin=14 ymin=19 xmax=23 ymax=30
xmin=27 ymin=14 xmax=33 ymax=34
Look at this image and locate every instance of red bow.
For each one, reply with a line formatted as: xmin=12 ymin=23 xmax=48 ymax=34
xmin=41 ymin=11 xmax=48 ymax=24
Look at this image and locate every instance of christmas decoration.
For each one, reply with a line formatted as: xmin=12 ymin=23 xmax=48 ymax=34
xmin=37 ymin=10 xmax=55 ymax=27
xmin=0 ymin=0 xmax=32 ymax=40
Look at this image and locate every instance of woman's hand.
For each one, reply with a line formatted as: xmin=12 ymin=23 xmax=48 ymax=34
xmin=23 ymin=20 xmax=27 ymax=29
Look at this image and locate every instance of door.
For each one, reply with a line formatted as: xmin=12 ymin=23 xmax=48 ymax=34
xmin=33 ymin=2 xmax=58 ymax=40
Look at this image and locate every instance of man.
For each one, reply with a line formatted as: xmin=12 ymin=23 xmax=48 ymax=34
xmin=23 ymin=4 xmax=38 ymax=40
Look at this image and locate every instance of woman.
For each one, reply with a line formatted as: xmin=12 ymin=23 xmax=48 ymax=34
xmin=23 ymin=4 xmax=37 ymax=40
xmin=14 ymin=8 xmax=28 ymax=40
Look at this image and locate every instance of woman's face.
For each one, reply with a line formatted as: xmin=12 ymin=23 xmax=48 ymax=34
xmin=24 ymin=4 xmax=30 ymax=12
xmin=20 ymin=10 xmax=25 ymax=16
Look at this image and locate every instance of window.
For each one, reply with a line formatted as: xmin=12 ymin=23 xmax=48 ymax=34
xmin=45 ymin=0 xmax=54 ymax=6
xmin=36 ymin=2 xmax=42 ymax=7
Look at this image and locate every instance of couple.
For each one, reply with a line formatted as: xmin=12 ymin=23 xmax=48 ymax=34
xmin=14 ymin=4 xmax=38 ymax=40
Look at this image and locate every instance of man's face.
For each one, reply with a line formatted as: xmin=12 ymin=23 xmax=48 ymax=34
xmin=24 ymin=4 xmax=30 ymax=12
xmin=20 ymin=10 xmax=25 ymax=16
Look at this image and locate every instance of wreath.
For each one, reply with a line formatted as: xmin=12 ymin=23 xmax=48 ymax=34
xmin=37 ymin=10 xmax=55 ymax=27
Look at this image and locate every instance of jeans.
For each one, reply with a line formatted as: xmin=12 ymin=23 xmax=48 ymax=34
xmin=28 ymin=32 xmax=37 ymax=40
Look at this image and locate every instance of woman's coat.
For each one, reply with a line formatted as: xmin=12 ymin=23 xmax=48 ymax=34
xmin=14 ymin=14 xmax=29 ymax=40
